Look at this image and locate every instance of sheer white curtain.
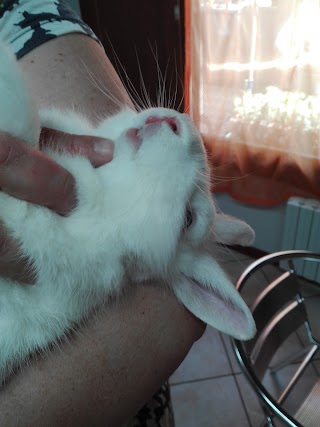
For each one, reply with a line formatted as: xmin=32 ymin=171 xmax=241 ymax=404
xmin=185 ymin=0 xmax=320 ymax=205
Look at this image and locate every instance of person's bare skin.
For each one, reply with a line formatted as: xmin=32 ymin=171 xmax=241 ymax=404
xmin=0 ymin=34 xmax=205 ymax=426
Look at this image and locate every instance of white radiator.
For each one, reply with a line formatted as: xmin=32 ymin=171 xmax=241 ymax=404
xmin=281 ymin=197 xmax=320 ymax=281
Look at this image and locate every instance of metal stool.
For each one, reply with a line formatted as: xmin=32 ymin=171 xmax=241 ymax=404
xmin=232 ymin=250 xmax=320 ymax=427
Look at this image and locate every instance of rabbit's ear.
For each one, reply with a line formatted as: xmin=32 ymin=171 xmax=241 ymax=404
xmin=172 ymin=252 xmax=256 ymax=339
xmin=214 ymin=213 xmax=255 ymax=246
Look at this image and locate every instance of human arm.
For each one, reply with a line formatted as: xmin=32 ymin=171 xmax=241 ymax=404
xmin=0 ymin=34 xmax=205 ymax=426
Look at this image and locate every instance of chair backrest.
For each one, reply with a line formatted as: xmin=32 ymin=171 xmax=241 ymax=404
xmin=232 ymin=250 xmax=320 ymax=427
xmin=245 ymin=270 xmax=307 ymax=380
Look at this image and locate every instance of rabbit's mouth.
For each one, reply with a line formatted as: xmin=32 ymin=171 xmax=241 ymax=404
xmin=144 ymin=116 xmax=180 ymax=135
xmin=126 ymin=116 xmax=181 ymax=151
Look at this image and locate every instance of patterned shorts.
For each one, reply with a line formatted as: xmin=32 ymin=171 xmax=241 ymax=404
xmin=127 ymin=383 xmax=175 ymax=427
xmin=0 ymin=0 xmax=99 ymax=58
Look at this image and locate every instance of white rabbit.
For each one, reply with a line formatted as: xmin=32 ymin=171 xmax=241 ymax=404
xmin=0 ymin=41 xmax=256 ymax=382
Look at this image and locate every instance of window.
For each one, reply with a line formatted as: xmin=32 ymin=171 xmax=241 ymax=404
xmin=186 ymin=0 xmax=320 ymax=205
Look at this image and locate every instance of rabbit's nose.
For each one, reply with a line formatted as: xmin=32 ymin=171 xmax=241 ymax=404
xmin=145 ymin=116 xmax=180 ymax=135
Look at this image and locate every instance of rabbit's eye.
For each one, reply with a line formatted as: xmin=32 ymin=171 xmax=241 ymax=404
xmin=184 ymin=208 xmax=193 ymax=229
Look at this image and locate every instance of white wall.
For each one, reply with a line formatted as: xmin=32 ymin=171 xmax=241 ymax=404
xmin=215 ymin=193 xmax=287 ymax=253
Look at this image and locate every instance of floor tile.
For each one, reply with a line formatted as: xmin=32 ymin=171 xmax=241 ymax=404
xmin=309 ymin=358 xmax=320 ymax=376
xmin=169 ymin=250 xmax=320 ymax=427
xmin=170 ymin=326 xmax=232 ymax=384
xmin=262 ymin=363 xmax=318 ymax=416
xmin=261 ymin=331 xmax=317 ymax=416
xmin=236 ymin=372 xmax=296 ymax=427
xmin=220 ymin=333 xmax=243 ymax=374
xmin=270 ymin=331 xmax=306 ymax=367
xmin=171 ymin=376 xmax=251 ymax=427
xmin=236 ymin=363 xmax=319 ymax=427
xmin=228 ymin=334 xmax=320 ymax=426
xmin=296 ymin=323 xmax=310 ymax=346
xmin=235 ymin=373 xmax=266 ymax=427
xmin=231 ymin=330 xmax=318 ymax=424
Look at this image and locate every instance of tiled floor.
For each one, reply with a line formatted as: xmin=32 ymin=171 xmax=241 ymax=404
xmin=169 ymin=249 xmax=320 ymax=427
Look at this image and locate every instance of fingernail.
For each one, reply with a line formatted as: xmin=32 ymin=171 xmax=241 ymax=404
xmin=93 ymin=140 xmax=114 ymax=157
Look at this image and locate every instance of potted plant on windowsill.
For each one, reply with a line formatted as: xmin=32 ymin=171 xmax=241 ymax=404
xmin=229 ymin=86 xmax=320 ymax=158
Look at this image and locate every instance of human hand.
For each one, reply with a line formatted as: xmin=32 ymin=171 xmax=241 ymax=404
xmin=0 ymin=128 xmax=114 ymax=284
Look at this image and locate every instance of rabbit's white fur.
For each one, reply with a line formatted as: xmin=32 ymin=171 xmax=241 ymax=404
xmin=0 ymin=42 xmax=256 ymax=382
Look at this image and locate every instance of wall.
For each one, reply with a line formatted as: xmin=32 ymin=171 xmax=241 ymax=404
xmin=79 ymin=0 xmax=185 ymax=111
xmin=215 ymin=193 xmax=286 ymax=253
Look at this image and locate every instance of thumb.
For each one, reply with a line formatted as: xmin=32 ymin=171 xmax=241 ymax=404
xmin=40 ymin=128 xmax=114 ymax=167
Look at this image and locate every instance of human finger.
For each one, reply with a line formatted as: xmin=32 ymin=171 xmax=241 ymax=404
xmin=40 ymin=128 xmax=114 ymax=167
xmin=0 ymin=131 xmax=76 ymax=215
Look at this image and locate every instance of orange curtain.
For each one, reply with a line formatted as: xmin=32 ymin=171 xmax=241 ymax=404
xmin=185 ymin=0 xmax=320 ymax=206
